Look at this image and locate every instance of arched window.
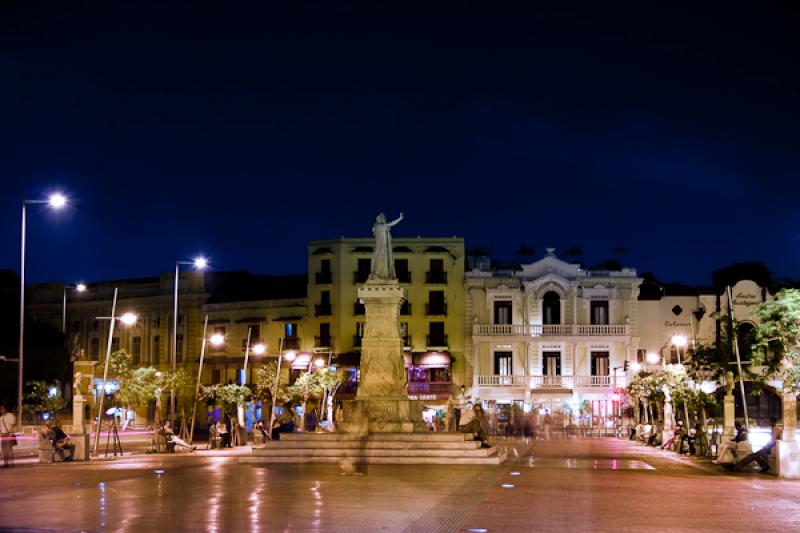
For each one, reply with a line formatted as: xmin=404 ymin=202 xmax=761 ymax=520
xmin=737 ymin=322 xmax=756 ymax=362
xmin=543 ymin=291 xmax=561 ymax=325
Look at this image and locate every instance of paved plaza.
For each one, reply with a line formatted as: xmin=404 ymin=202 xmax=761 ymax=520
xmin=1 ymin=438 xmax=799 ymax=532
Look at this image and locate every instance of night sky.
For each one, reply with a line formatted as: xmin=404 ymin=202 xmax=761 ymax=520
xmin=1 ymin=3 xmax=799 ymax=286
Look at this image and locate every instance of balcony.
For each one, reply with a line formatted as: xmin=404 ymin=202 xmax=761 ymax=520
xmin=397 ymin=271 xmax=411 ymax=283
xmin=407 ymin=382 xmax=453 ymax=398
xmin=354 ymin=271 xmax=370 ymax=284
xmin=315 ymin=304 xmax=332 ymax=317
xmin=530 ymin=375 xmax=573 ymax=389
xmin=314 ymin=336 xmax=333 ymax=348
xmin=425 ymin=303 xmax=448 ymax=316
xmin=477 ymin=375 xmax=527 ymax=387
xmin=315 ymin=271 xmax=332 ymax=284
xmin=426 ymin=334 xmax=448 ymax=348
xmin=425 ymin=271 xmax=447 ymax=284
xmin=574 ymin=375 xmax=625 ymax=387
xmin=400 ymin=301 xmax=411 ymax=315
xmin=283 ymin=337 xmax=300 ymax=350
xmin=472 ymin=324 xmax=630 ymax=337
xmin=354 ymin=302 xmax=365 ymax=315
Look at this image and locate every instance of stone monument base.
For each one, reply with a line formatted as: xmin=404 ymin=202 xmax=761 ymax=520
xmin=71 ymin=433 xmax=91 ymax=461
xmin=776 ymin=440 xmax=800 ymax=478
xmin=342 ymin=398 xmax=426 ymax=434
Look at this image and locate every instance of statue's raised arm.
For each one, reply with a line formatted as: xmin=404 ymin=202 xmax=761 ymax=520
xmin=369 ymin=212 xmax=403 ymax=281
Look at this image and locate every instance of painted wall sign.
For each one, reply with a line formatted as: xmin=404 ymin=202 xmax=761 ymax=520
xmin=664 ymin=320 xmax=691 ymax=327
xmin=733 ymin=292 xmax=760 ymax=306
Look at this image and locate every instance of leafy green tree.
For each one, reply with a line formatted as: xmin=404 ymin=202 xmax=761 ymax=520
xmin=564 ymin=246 xmax=583 ymax=263
xmin=751 ymin=288 xmax=800 ymax=389
xmin=287 ymin=371 xmax=323 ymax=432
xmin=23 ymin=380 xmax=66 ymax=423
xmin=316 ymin=367 xmax=347 ymax=430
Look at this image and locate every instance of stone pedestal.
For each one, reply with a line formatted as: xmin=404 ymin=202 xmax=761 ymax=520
xmin=346 ymin=281 xmax=424 ymax=433
xmin=723 ymin=394 xmax=736 ymax=439
xmin=70 ymin=394 xmax=90 ymax=461
xmin=777 ymin=391 xmax=799 ymax=478
xmin=662 ymin=399 xmax=674 ymax=444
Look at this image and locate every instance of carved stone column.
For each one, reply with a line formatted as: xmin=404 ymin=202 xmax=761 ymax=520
xmin=777 ymin=386 xmax=800 ymax=478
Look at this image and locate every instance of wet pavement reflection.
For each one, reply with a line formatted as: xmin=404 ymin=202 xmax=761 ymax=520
xmin=1 ymin=438 xmax=799 ymax=532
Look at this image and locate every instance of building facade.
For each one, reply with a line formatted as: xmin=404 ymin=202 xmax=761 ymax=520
xmin=466 ymin=249 xmax=642 ymax=433
xmin=307 ymin=237 xmax=466 ymax=404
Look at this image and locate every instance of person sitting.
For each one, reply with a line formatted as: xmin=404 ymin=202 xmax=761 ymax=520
xmin=713 ymin=422 xmax=747 ymax=464
xmin=271 ymin=404 xmax=296 ymax=440
xmin=458 ymin=403 xmax=491 ymax=448
xmin=216 ymin=420 xmax=231 ymax=448
xmin=46 ymin=423 xmax=76 ymax=461
xmin=733 ymin=417 xmax=781 ymax=474
xmin=162 ymin=421 xmax=196 ymax=452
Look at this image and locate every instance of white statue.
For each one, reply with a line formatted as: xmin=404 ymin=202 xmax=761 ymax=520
xmin=73 ymin=372 xmax=83 ymax=396
xmin=369 ymin=212 xmax=404 ymax=281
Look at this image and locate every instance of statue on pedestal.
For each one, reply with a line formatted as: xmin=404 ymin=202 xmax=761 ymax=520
xmin=369 ymin=212 xmax=403 ymax=282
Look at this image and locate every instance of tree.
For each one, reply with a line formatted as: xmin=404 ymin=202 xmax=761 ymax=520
xmin=515 ymin=244 xmax=534 ymax=258
xmin=712 ymin=262 xmax=774 ymax=291
xmin=287 ymin=371 xmax=323 ymax=432
xmin=751 ymin=288 xmax=800 ymax=389
xmin=23 ymin=380 xmax=67 ymax=423
xmin=316 ymin=367 xmax=347 ymax=430
xmin=564 ymin=246 xmax=583 ymax=264
xmin=199 ymin=383 xmax=252 ymax=443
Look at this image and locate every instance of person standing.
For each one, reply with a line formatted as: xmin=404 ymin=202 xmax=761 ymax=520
xmin=0 ymin=403 xmax=17 ymax=468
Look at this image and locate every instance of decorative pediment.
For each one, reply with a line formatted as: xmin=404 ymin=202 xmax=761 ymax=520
xmin=524 ymin=273 xmax=574 ymax=299
xmin=519 ymin=254 xmax=583 ymax=281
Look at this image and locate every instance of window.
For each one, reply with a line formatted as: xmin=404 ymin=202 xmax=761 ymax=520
xmin=132 ymin=337 xmax=141 ymax=364
xmin=317 ymin=323 xmax=331 ymax=347
xmin=355 ymin=258 xmax=371 ymax=283
xmin=636 ymin=349 xmax=646 ymax=363
xmin=493 ymin=300 xmax=512 ymax=325
xmin=111 ymin=337 xmax=120 ymax=352
xmin=426 ymin=259 xmax=447 ymax=283
xmin=590 ymin=301 xmax=609 ymax=325
xmin=543 ymin=291 xmax=561 ymax=325
xmin=214 ymin=326 xmax=226 ymax=336
xmin=427 ymin=322 xmax=446 ymax=346
xmin=494 ymin=351 xmax=512 ymax=375
xmin=543 ymin=352 xmax=561 ymax=376
xmin=356 ymin=322 xmax=365 ymax=337
xmin=395 ymin=259 xmax=410 ymax=283
xmin=316 ymin=259 xmax=332 ymax=284
xmin=212 ymin=369 xmax=221 ymax=384
xmin=248 ymin=324 xmax=261 ymax=343
xmin=90 ymin=338 xmax=100 ymax=358
xmin=591 ymin=352 xmax=610 ymax=376
xmin=354 ymin=298 xmax=365 ymax=315
xmin=400 ymin=322 xmax=409 ymax=345
xmin=153 ymin=336 xmax=161 ymax=364
xmin=427 ymin=291 xmax=446 ymax=315
xmin=737 ymin=323 xmax=756 ymax=362
xmin=316 ymin=291 xmax=332 ymax=316
xmin=176 ymin=334 xmax=184 ymax=361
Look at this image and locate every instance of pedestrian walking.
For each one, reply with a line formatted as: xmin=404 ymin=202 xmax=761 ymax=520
xmin=0 ymin=402 xmax=17 ymax=468
xmin=543 ymin=411 xmax=553 ymax=441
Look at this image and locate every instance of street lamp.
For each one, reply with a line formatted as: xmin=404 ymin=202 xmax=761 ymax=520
xmin=62 ymin=282 xmax=87 ymax=333
xmin=671 ymin=334 xmax=688 ymax=364
xmin=189 ymin=315 xmax=223 ymax=445
xmin=630 ymin=362 xmax=642 ymax=372
xmin=18 ymin=192 xmax=70 ymax=421
xmin=92 ymin=289 xmax=137 ymax=455
xmin=171 ymin=255 xmax=208 ymax=424
xmin=646 ymin=352 xmax=661 ymax=365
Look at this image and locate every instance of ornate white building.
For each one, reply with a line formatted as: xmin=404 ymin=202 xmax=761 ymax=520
xmin=465 ymin=249 xmax=642 ymax=433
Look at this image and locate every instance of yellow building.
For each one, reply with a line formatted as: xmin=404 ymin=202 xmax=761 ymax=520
xmin=307 ymin=237 xmax=466 ymax=402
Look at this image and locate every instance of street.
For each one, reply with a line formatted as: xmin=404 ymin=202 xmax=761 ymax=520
xmin=1 ymin=437 xmax=799 ymax=532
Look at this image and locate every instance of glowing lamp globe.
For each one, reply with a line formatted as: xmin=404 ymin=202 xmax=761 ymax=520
xmin=120 ymin=312 xmax=138 ymax=326
xmin=210 ymin=333 xmax=225 ymax=346
xmin=646 ymin=352 xmax=660 ymax=365
xmin=252 ymin=343 xmax=266 ymax=355
xmin=48 ymin=193 xmax=67 ymax=209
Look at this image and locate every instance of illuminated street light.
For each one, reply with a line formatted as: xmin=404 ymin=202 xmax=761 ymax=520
xmin=210 ymin=333 xmax=225 ymax=346
xmin=171 ymin=254 xmax=210 ymax=424
xmin=252 ymin=343 xmax=266 ymax=355
xmin=47 ymin=193 xmax=68 ymax=209
xmin=646 ymin=352 xmax=660 ymax=365
xmin=120 ymin=312 xmax=138 ymax=326
xmin=314 ymin=358 xmax=325 ymax=368
xmin=630 ymin=362 xmax=642 ymax=372
xmin=671 ymin=334 xmax=688 ymax=348
xmin=62 ymin=282 xmax=88 ymax=333
xmin=284 ymin=351 xmax=297 ymax=362
xmin=19 ymin=191 xmax=73 ymax=421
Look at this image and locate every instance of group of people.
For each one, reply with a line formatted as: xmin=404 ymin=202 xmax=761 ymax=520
xmin=631 ymin=416 xmax=781 ymax=474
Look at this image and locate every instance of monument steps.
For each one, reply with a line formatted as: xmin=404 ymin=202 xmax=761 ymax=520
xmin=243 ymin=432 xmax=507 ymax=465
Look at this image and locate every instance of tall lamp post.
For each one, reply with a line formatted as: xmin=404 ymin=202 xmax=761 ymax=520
xmin=19 ymin=192 xmax=69 ymax=421
xmin=171 ymin=256 xmax=208 ymax=425
xmin=189 ymin=316 xmax=226 ymax=445
xmin=92 ymin=288 xmax=137 ymax=455
xmin=62 ymin=282 xmax=87 ymax=333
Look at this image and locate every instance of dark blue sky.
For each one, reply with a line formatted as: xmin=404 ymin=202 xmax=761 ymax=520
xmin=1 ymin=2 xmax=799 ymax=285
